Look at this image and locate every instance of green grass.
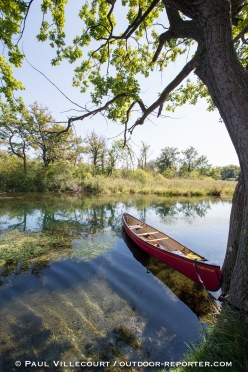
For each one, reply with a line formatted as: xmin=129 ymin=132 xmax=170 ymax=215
xmin=80 ymin=177 xmax=236 ymax=197
xmin=166 ymin=308 xmax=248 ymax=372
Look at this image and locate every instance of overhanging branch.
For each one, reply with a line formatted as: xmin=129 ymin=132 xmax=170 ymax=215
xmin=153 ymin=6 xmax=200 ymax=62
xmin=128 ymin=51 xmax=200 ymax=134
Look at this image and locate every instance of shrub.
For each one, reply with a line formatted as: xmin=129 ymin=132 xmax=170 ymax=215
xmin=129 ymin=169 xmax=152 ymax=184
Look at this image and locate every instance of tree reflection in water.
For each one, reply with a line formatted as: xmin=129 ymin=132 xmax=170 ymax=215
xmin=0 ymin=194 xmax=230 ymax=287
xmin=0 ymin=193 xmax=231 ymax=371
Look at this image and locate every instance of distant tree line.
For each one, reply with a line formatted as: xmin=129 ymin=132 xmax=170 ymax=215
xmin=0 ymin=101 xmax=240 ymax=192
xmin=153 ymin=146 xmax=240 ymax=181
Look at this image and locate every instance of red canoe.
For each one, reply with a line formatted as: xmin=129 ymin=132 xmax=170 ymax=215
xmin=122 ymin=213 xmax=222 ymax=292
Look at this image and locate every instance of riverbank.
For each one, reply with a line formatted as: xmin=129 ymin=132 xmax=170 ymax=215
xmin=168 ymin=307 xmax=248 ymax=372
xmin=1 ymin=174 xmax=236 ymax=196
xmin=79 ymin=177 xmax=236 ymax=196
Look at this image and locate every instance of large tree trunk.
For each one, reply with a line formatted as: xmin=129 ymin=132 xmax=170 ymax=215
xmin=222 ymin=174 xmax=244 ymax=295
xmin=191 ymin=0 xmax=248 ymax=315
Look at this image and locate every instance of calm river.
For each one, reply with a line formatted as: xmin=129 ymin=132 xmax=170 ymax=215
xmin=0 ymin=194 xmax=232 ymax=371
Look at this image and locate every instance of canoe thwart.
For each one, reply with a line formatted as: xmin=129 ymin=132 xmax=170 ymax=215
xmin=137 ymin=232 xmax=159 ymax=235
xmin=122 ymin=212 xmax=222 ymax=292
xmin=154 ymin=237 xmax=169 ymax=241
xmin=147 ymin=237 xmax=169 ymax=241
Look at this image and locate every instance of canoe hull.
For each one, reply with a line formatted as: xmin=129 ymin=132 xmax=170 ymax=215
xmin=122 ymin=214 xmax=222 ymax=292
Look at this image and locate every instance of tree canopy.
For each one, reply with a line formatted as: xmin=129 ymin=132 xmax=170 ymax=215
xmin=1 ymin=0 xmax=248 ymax=136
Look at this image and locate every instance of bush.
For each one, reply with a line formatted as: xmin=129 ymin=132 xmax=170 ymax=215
xmin=162 ymin=167 xmax=178 ymax=179
xmin=129 ymin=169 xmax=152 ymax=184
xmin=44 ymin=161 xmax=75 ymax=191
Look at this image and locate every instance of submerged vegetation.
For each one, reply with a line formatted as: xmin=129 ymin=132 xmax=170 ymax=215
xmin=1 ymin=194 xmax=221 ymax=370
xmin=0 ymin=221 xmax=116 ymax=287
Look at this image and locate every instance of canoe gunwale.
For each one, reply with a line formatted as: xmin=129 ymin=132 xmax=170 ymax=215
xmin=122 ymin=212 xmax=222 ymax=291
xmin=122 ymin=212 xmax=220 ymax=268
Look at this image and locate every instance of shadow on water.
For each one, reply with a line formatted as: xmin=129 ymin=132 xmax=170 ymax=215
xmin=0 ymin=194 xmax=231 ymax=371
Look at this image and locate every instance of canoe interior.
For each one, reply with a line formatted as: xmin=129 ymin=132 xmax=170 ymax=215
xmin=123 ymin=213 xmax=222 ymax=291
xmin=124 ymin=213 xmax=205 ymax=261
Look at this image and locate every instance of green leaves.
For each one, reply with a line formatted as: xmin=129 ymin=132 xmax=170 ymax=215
xmin=0 ymin=0 xmax=27 ymax=102
xmin=0 ymin=56 xmax=25 ymax=102
xmin=1 ymin=0 xmax=248 ymax=126
xmin=165 ymin=78 xmax=215 ymax=113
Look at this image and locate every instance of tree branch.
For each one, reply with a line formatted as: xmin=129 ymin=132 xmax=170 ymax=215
xmin=24 ymin=55 xmax=85 ymax=110
xmin=231 ymin=0 xmax=246 ymax=14
xmin=153 ymin=6 xmax=200 ymax=62
xmin=152 ymin=30 xmax=173 ymax=62
xmin=56 ymin=93 xmax=128 ymax=136
xmin=233 ymin=25 xmax=248 ymax=43
xmin=122 ymin=0 xmax=160 ymax=40
xmin=124 ymin=101 xmax=137 ymax=145
xmin=128 ymin=52 xmax=200 ymax=134
xmin=17 ymin=0 xmax=34 ymax=44
xmin=9 ymin=135 xmax=24 ymax=159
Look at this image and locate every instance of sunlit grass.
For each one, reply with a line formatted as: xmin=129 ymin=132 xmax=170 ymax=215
xmin=166 ymin=308 xmax=248 ymax=372
xmin=81 ymin=177 xmax=236 ymax=197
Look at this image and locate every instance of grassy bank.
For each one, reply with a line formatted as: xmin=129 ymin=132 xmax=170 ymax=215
xmin=167 ymin=308 xmax=248 ymax=372
xmin=0 ymin=157 xmax=237 ymax=196
xmin=75 ymin=177 xmax=236 ymax=197
xmin=0 ymin=175 xmax=236 ymax=196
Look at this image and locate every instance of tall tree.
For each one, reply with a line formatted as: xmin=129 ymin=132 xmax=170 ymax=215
xmin=23 ymin=102 xmax=82 ymax=168
xmin=83 ymin=130 xmax=108 ymax=175
xmin=195 ymin=155 xmax=212 ymax=176
xmin=220 ymin=165 xmax=241 ymax=180
xmin=180 ymin=146 xmax=199 ymax=173
xmin=156 ymin=146 xmax=180 ymax=173
xmin=2 ymin=0 xmax=248 ymax=316
xmin=0 ymin=100 xmax=30 ymax=173
xmin=107 ymin=140 xmax=125 ymax=176
xmin=138 ymin=142 xmax=153 ymax=170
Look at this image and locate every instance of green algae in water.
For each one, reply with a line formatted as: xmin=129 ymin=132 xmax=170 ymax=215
xmin=0 ymin=227 xmax=116 ymax=269
xmin=72 ymin=228 xmax=116 ymax=261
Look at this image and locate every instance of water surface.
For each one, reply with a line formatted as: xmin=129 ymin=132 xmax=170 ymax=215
xmin=0 ymin=194 xmax=232 ymax=371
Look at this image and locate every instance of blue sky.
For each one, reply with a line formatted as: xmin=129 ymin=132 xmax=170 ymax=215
xmin=12 ymin=0 xmax=239 ymax=167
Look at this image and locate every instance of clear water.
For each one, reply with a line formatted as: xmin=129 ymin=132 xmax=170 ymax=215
xmin=0 ymin=194 xmax=232 ymax=371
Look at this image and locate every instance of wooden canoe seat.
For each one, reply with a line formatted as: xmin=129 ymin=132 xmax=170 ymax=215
xmin=129 ymin=224 xmax=142 ymax=229
xmin=137 ymin=232 xmax=159 ymax=235
xmin=151 ymin=237 xmax=169 ymax=241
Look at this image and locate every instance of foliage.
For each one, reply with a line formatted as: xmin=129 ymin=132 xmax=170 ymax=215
xmin=0 ymin=152 xmax=44 ymax=192
xmin=0 ymin=0 xmax=27 ymax=102
xmin=0 ymin=101 xmax=83 ymax=170
xmin=180 ymin=146 xmax=201 ymax=173
xmin=155 ymin=146 xmax=220 ymax=179
xmin=169 ymin=309 xmax=248 ymax=372
xmin=83 ymin=129 xmax=107 ymax=175
xmin=129 ymin=169 xmax=152 ymax=184
xmin=137 ymin=141 xmax=153 ymax=170
xmin=162 ymin=166 xmax=178 ymax=179
xmin=156 ymin=147 xmax=180 ymax=173
xmin=220 ymin=164 xmax=241 ymax=181
xmin=23 ymin=102 xmax=83 ymax=167
xmin=0 ymin=0 xmax=247 ymax=134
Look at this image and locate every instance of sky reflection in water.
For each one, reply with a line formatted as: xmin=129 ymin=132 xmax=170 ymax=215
xmin=0 ymin=194 xmax=232 ymax=371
